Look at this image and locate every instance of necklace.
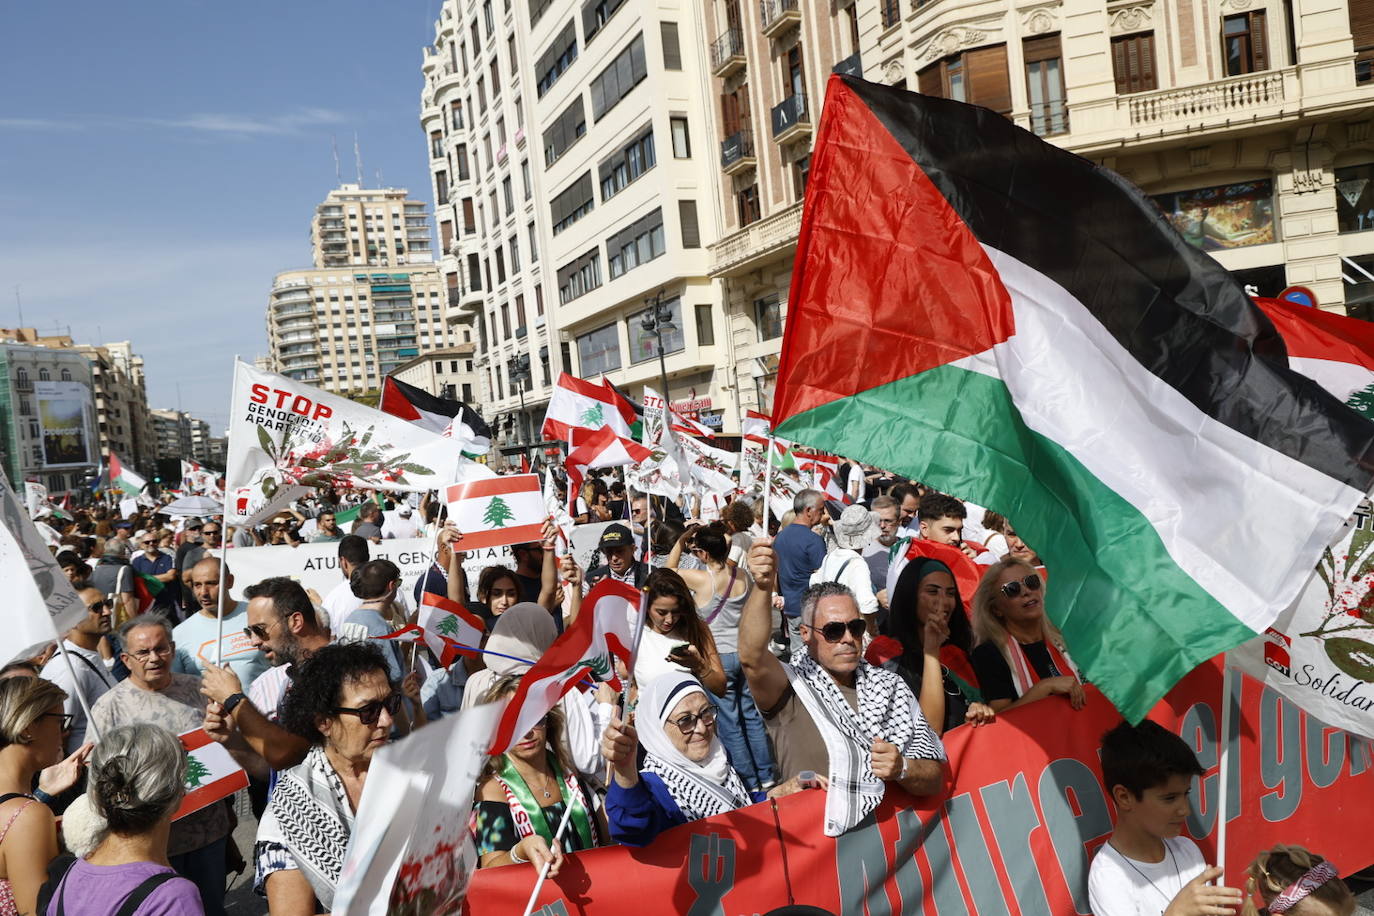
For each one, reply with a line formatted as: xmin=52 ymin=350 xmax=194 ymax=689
xmin=515 ymin=760 xmax=556 ymax=799
xmin=1107 ymin=840 xmax=1179 ymax=911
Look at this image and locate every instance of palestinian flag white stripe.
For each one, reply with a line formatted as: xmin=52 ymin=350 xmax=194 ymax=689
xmin=444 ymin=474 xmax=545 ymax=551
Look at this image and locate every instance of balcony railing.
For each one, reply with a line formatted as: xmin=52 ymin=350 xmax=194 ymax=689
xmin=721 ymin=129 xmax=756 ymax=172
xmin=709 ymin=200 xmax=804 ymax=277
xmin=710 ymin=28 xmax=746 ymax=76
xmin=760 ymin=0 xmax=800 ymax=38
xmin=832 ymin=51 xmax=862 ymax=77
xmin=771 ymin=92 xmax=810 ymax=140
xmin=1124 ymin=70 xmax=1284 ymax=127
xmin=1028 ymin=100 xmax=1069 ymax=137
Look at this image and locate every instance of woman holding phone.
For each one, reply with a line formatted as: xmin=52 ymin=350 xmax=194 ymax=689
xmin=632 ymin=570 xmax=726 ymax=697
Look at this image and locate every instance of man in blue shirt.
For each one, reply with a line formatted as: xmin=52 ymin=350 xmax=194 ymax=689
xmin=130 ymin=529 xmax=179 ymax=615
xmin=772 ymin=489 xmax=828 ymax=653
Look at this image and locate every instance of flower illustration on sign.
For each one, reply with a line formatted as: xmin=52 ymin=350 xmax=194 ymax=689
xmin=253 ymin=420 xmax=434 ymax=500
xmin=1296 ymin=513 xmax=1374 ymax=681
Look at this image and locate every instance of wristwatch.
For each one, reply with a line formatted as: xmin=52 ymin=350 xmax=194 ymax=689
xmin=222 ymin=692 xmax=247 ymax=716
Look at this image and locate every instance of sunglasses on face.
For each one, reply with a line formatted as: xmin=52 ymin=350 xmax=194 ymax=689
xmin=243 ymin=620 xmax=276 ymax=641
xmin=807 ymin=619 xmax=867 ymax=643
xmin=333 ymin=692 xmax=403 ymax=726
xmin=40 ymin=712 xmax=74 ymax=730
xmin=86 ymin=600 xmax=110 ymax=612
xmin=999 ymin=573 xmax=1043 ymax=599
xmin=668 ymin=705 xmax=717 ymax=735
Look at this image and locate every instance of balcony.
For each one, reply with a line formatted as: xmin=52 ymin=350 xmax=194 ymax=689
xmin=771 ymin=92 xmax=810 ymax=143
xmin=709 ymin=200 xmax=803 ymax=277
xmin=760 ymin=0 xmax=799 ymax=39
xmin=720 ymin=129 xmax=756 ymax=174
xmin=710 ymin=28 xmax=746 ymax=77
xmin=1123 ymin=69 xmax=1286 ymax=129
xmin=496 ymin=143 xmax=508 ymax=165
xmin=832 ymin=51 xmax=862 ymax=77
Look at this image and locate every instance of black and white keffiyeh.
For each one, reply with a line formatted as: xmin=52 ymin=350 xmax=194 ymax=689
xmin=638 ymin=674 xmax=752 ymax=821
xmin=785 ymin=651 xmax=945 ymax=836
xmin=256 ymin=745 xmax=354 ymax=912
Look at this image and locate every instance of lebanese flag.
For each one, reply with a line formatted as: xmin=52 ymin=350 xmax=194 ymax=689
xmin=793 ymin=451 xmax=849 ymax=503
xmin=565 ymin=426 xmax=652 ymax=516
xmin=489 ymin=579 xmax=641 ymax=754
xmin=542 ymin=373 xmax=636 ymax=443
xmin=174 ymin=729 xmax=249 ymax=821
xmin=418 ymin=592 xmax=486 ymax=666
xmin=380 ymin=376 xmax=492 ymax=456
xmin=742 ymin=409 xmax=771 ymax=438
xmin=444 ymin=474 xmax=545 ymax=551
xmin=1255 ymin=296 xmax=1374 ymax=418
xmin=107 ymin=451 xmax=146 ymax=496
xmin=772 ymin=75 xmax=1374 ymax=722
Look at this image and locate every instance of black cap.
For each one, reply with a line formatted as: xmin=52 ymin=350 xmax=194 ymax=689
xmin=598 ymin=523 xmax=633 ymax=550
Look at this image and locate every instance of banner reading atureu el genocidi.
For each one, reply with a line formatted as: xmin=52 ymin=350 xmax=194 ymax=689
xmin=464 ymin=659 xmax=1374 ymax=915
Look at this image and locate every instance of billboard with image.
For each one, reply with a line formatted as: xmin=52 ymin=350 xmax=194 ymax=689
xmin=34 ymin=381 xmax=93 ymax=468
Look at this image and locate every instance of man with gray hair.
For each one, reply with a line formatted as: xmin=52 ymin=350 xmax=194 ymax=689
xmin=772 ymin=489 xmax=828 ymax=652
xmin=739 ymin=540 xmax=945 ymax=837
xmin=89 ymin=614 xmax=246 ymax=916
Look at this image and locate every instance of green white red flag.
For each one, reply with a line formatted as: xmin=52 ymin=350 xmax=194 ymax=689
xmin=107 ymin=451 xmax=147 ymax=496
xmin=444 ymin=474 xmax=545 ymax=551
xmin=771 ymin=75 xmax=1374 ymax=721
xmin=1255 ymin=296 xmax=1374 ymax=418
xmin=1 ymin=466 xmax=86 ymax=666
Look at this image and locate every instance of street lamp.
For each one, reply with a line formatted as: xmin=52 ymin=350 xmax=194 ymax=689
xmin=641 ymin=288 xmax=675 ymax=407
xmin=511 ymin=352 xmax=531 ymax=451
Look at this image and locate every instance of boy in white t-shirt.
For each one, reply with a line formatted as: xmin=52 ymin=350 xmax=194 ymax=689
xmin=1088 ymin=720 xmax=1244 ymax=916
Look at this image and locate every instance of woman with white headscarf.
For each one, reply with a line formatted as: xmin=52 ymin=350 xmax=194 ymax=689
xmin=599 ymin=673 xmax=753 ymax=847
xmin=461 ymin=603 xmax=615 ymax=777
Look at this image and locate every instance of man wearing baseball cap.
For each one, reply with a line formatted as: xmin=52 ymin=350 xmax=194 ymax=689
xmin=585 ymin=523 xmax=649 ymax=591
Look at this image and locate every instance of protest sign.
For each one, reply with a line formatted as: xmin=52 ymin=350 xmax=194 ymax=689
xmin=173 ymin=729 xmax=248 ymax=821
xmin=445 ymin=474 xmax=545 ymax=552
xmin=224 ymin=538 xmax=512 ymax=604
xmin=465 ymin=660 xmax=1374 ymax=914
xmin=569 ymin=521 xmax=617 ymax=572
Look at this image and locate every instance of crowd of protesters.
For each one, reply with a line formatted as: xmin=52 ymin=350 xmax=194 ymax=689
xmin=2 ymin=460 xmax=1355 ymax=915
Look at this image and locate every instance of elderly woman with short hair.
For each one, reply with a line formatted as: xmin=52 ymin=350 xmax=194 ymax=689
xmin=254 ymin=642 xmax=398 ymax=915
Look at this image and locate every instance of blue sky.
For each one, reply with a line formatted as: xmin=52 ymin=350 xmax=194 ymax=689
xmin=0 ymin=1 xmax=444 ymax=431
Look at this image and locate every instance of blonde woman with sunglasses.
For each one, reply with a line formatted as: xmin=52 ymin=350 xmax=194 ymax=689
xmin=969 ymin=558 xmax=1085 ymax=713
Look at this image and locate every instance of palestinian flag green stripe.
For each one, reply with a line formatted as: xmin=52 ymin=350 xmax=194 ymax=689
xmin=776 ymin=364 xmax=1255 ymax=718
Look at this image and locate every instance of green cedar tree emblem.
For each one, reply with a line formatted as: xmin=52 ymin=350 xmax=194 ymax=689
xmin=1346 ymin=383 xmax=1374 ymax=420
xmin=435 ymin=614 xmax=460 ymax=637
xmin=579 ymin=404 xmax=605 ymax=428
xmin=184 ymin=754 xmax=211 ymax=789
xmin=482 ymin=496 xmax=517 ymax=528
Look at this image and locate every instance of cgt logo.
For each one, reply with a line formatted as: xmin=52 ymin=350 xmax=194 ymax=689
xmin=1264 ymin=627 xmax=1292 ymax=677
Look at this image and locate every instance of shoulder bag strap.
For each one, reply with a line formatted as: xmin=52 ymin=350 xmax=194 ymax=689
xmin=114 ymin=872 xmax=180 ymax=916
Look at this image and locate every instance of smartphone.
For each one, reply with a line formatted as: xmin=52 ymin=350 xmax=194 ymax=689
xmin=667 ymin=643 xmax=692 ymax=661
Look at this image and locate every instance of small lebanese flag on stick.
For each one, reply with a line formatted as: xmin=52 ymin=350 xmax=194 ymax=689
xmin=174 ymin=729 xmax=249 ymax=821
xmin=564 ymin=426 xmax=653 ymax=517
xmin=489 ymin=579 xmax=642 ymax=754
xmin=741 ymin=409 xmax=771 ymax=439
xmin=417 ymin=592 xmax=486 ymax=666
xmin=541 ymin=372 xmax=637 ymax=443
xmin=444 ymin=474 xmax=545 ymax=551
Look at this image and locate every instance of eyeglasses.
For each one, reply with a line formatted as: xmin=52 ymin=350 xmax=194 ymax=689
xmin=86 ymin=600 xmax=110 ymax=612
xmin=668 ymin=706 xmax=717 ymax=735
xmin=999 ymin=573 xmax=1043 ymax=599
xmin=333 ymin=693 xmax=403 ymax=726
xmin=242 ymin=620 xmax=277 ymax=641
xmin=40 ymin=712 xmax=74 ymax=730
xmin=127 ymin=645 xmax=174 ymax=661
xmin=806 ymin=619 xmax=867 ymax=643
xmin=203 ymin=529 xmax=221 ymax=537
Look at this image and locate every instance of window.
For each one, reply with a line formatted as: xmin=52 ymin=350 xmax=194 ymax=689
xmin=661 ymin=21 xmax=682 ymax=70
xmin=441 ymin=220 xmax=454 ymax=250
xmin=577 ymin=323 xmax=622 ymax=375
xmin=792 ymin=155 xmax=810 ymax=200
xmin=627 ymin=297 xmax=685 ymax=363
xmin=467 ymin=252 xmax=483 ymax=291
xmin=880 ymin=0 xmax=900 ymax=29
xmin=558 ymin=248 xmax=603 ymax=304
xmin=436 ymin=171 xmax=450 ymax=205
xmin=1354 ymin=0 xmax=1374 ymax=83
xmin=530 ymin=0 xmax=552 ymax=27
xmin=515 ymin=294 xmax=527 ymax=332
xmin=1150 ymin=180 xmax=1276 ymax=250
xmin=543 ymin=97 xmax=587 ymax=166
xmin=38 ymin=368 xmax=50 ymax=381
xmin=1337 ymin=163 xmax=1374 ymax=234
xmin=918 ymin=44 xmax=1012 ymax=116
xmin=583 ymin=0 xmax=625 ymax=43
xmin=695 ymin=303 xmax=715 ymax=347
xmin=496 ymin=248 xmax=507 ymax=284
xmin=503 ymin=176 xmax=514 ymax=215
xmin=551 ymin=171 xmax=595 ymax=234
xmin=510 ymin=234 xmax=522 ymax=271
xmin=60 ymin=368 xmax=71 ymax=382
xmin=678 ymin=200 xmax=701 ymax=248
xmin=1111 ymin=32 xmax=1158 ymax=94
xmin=462 ymin=198 xmax=477 ymax=233
xmin=536 ymin=284 xmax=545 ymax=316
xmin=536 ymin=21 xmax=579 ymax=97
xmin=1223 ymin=11 xmax=1268 ymax=76
xmin=755 ymin=294 xmax=783 ymax=341
xmin=738 ymin=184 xmax=761 ymax=226
xmin=1023 ymin=35 xmax=1067 ymax=136
xmin=606 ymin=208 xmax=666 ymax=279
xmin=508 ymin=35 xmax=518 ymax=77
xmin=599 ymin=125 xmax=656 ymax=200
xmin=501 ymin=302 xmax=511 ymax=337
xmin=483 ymin=0 xmax=494 ymax=36
xmin=456 ymin=145 xmax=471 ymax=181
xmin=521 ymin=159 xmax=532 ymax=200
xmin=529 ymin=222 xmax=539 ymax=262
xmin=590 ymin=33 xmax=648 ymax=121
xmin=478 ymin=77 xmax=487 ymax=113
xmin=451 ymin=100 xmax=465 ymax=130
xmin=430 ymin=131 xmax=443 ymax=159
xmin=670 ymin=116 xmax=691 ymax=158
xmin=496 ymin=116 xmax=507 ymax=145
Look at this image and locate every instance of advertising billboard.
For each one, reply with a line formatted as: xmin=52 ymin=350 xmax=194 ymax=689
xmin=34 ymin=381 xmax=93 ymax=468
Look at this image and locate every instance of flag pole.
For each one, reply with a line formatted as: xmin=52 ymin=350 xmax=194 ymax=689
xmin=54 ymin=639 xmax=100 ymax=743
xmin=1215 ymin=662 xmax=1235 ymax=884
xmin=764 ymin=435 xmax=777 ymax=526
xmin=520 ymin=797 xmax=577 ymax=916
xmin=216 ymin=358 xmax=241 ymax=667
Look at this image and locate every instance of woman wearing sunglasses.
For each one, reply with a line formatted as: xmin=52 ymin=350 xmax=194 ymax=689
xmin=255 ymin=642 xmax=398 ymax=914
xmin=886 ymin=558 xmax=995 ymax=734
xmin=969 ymin=559 xmax=1084 ymax=713
xmin=600 ymin=673 xmax=755 ymax=847
xmin=472 ymin=676 xmax=606 ymax=875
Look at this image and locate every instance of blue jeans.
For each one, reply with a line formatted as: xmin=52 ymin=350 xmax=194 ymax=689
xmin=170 ymin=835 xmax=228 ymax=916
xmin=710 ymin=652 xmax=776 ymax=791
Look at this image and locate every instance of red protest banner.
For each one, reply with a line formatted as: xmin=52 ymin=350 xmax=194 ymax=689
xmin=463 ymin=659 xmax=1374 ymax=914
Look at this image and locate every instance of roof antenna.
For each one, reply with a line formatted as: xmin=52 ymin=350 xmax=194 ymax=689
xmin=354 ymin=133 xmax=364 ymax=187
xmin=331 ymin=135 xmax=342 ymax=185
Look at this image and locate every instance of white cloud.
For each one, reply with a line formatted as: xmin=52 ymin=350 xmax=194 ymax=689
xmin=0 ymin=108 xmax=349 ymax=137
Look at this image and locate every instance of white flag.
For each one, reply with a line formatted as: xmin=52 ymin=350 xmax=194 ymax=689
xmin=676 ymin=433 xmax=738 ymax=496
xmin=0 ymin=466 xmax=86 ymax=665
xmin=225 ymin=361 xmax=461 ymax=526
xmin=628 ymin=387 xmax=685 ymax=499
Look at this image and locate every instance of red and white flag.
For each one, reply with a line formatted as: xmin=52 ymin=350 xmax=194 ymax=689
xmin=741 ymin=409 xmax=771 ymax=439
xmin=1255 ymin=296 xmax=1374 ymax=417
xmin=174 ymin=729 xmax=249 ymax=821
xmin=794 ymin=451 xmax=850 ymax=504
xmin=541 ymin=373 xmax=636 ymax=443
xmin=418 ymin=593 xmax=486 ymax=666
xmin=565 ymin=426 xmax=652 ymax=516
xmin=489 ymin=579 xmax=642 ymax=754
xmin=445 ymin=474 xmax=545 ymax=551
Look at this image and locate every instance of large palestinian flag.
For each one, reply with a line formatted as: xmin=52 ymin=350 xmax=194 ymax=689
xmin=380 ymin=376 xmax=492 ymax=457
xmin=773 ymin=75 xmax=1374 ymax=721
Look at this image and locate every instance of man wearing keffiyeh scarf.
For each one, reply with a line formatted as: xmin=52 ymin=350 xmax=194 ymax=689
xmin=739 ymin=539 xmax=946 ymax=837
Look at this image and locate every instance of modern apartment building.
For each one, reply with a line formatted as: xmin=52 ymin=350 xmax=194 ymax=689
xmin=266 ymin=185 xmax=453 ymax=398
xmin=390 ymin=341 xmax=481 ymax=404
xmin=151 ymin=408 xmax=214 ymax=465
xmin=703 ymin=0 xmax=1374 ymax=412
xmin=420 ymin=0 xmax=734 ymax=448
xmin=0 ymin=338 xmax=98 ymax=492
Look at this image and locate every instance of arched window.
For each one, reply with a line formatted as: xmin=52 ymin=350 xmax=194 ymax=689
xmin=60 ymin=369 xmax=71 ymax=381
xmin=15 ymin=368 xmax=27 ymax=385
xmin=38 ymin=368 xmax=50 ymax=381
